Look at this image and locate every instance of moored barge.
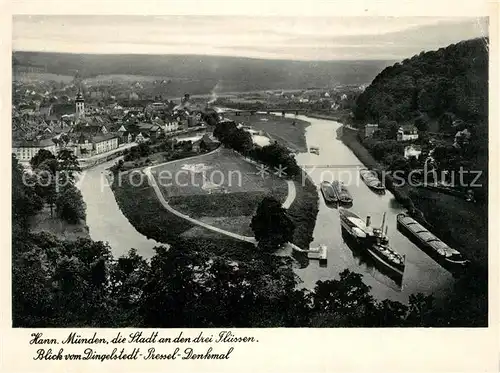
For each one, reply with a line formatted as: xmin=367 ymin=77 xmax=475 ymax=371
xmin=320 ymin=181 xmax=339 ymax=204
xmin=336 ymin=182 xmax=353 ymax=204
xmin=359 ymin=168 xmax=385 ymax=192
xmin=340 ymin=209 xmax=405 ymax=275
xmin=396 ymin=213 xmax=468 ymax=268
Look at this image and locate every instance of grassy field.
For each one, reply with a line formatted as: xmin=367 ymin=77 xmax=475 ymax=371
xmin=225 ymin=113 xmax=310 ymax=152
xmin=222 ymin=113 xmax=319 ymax=255
xmin=112 ymin=126 xmax=319 ymax=261
xmin=13 ymin=72 xmax=74 ymax=82
xmin=151 ymin=148 xmax=288 ymax=236
xmin=28 ymin=206 xmax=90 ymax=241
xmin=111 ymin=169 xmax=257 ymax=261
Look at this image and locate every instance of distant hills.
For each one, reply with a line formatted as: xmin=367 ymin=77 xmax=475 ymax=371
xmin=12 ymin=51 xmax=394 ymax=93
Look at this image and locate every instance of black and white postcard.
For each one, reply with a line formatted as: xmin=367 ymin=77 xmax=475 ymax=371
xmin=1 ymin=0 xmax=498 ymax=372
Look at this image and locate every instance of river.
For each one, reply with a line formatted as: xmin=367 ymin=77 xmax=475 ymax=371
xmin=78 ymin=158 xmax=161 ymax=260
xmin=79 ymin=114 xmax=454 ymax=303
xmin=291 ymin=114 xmax=454 ymax=303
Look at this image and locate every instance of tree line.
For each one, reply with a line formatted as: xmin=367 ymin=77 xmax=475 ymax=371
xmin=354 ymin=38 xmax=488 ymax=127
xmin=213 ymin=119 xmax=301 ymax=178
xmin=13 ymin=150 xmax=86 ymax=231
xmin=13 ymin=228 xmax=486 ymax=328
xmin=352 ymin=38 xmax=488 ymax=200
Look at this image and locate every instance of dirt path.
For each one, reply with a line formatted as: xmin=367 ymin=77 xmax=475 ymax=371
xmin=144 ymin=148 xmax=256 ymax=244
xmin=144 ymin=147 xmax=297 ymax=246
xmin=282 ymin=181 xmax=296 ymax=209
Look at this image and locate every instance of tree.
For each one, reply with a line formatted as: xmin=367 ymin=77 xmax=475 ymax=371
xmin=414 ymin=114 xmax=430 ymax=132
xmin=35 ymin=158 xmax=59 ymax=217
xmin=201 ymin=111 xmax=219 ymax=127
xmin=404 ymin=293 xmax=437 ymax=326
xmin=385 ymin=154 xmax=410 ymax=174
xmin=109 ymin=249 xmax=150 ymax=326
xmin=30 ymin=149 xmax=55 ymax=169
xmin=354 ymin=38 xmax=487 ymax=126
xmin=57 ymin=149 xmax=81 ymax=182
xmin=55 ymin=184 xmax=86 ymax=224
xmin=438 ymin=112 xmax=455 ymax=132
xmin=382 ymin=121 xmax=400 ymax=140
xmin=310 ymin=270 xmax=377 ymax=327
xmin=137 ymin=142 xmax=150 ymax=158
xmin=251 ymin=196 xmax=295 ymax=251
xmin=230 ymin=129 xmax=253 ymax=154
xmin=12 ymin=233 xmax=115 ymax=327
xmin=12 ymin=155 xmax=43 ymax=233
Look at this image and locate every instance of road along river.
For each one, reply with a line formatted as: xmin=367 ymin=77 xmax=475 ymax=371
xmin=291 ymin=114 xmax=454 ymax=303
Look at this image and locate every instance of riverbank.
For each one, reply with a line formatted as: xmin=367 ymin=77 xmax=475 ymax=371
xmin=28 ymin=206 xmax=90 ymax=241
xmin=339 ymin=125 xmax=487 ymax=271
xmin=151 ymin=147 xmax=289 ymax=237
xmin=225 ymin=113 xmax=310 ymax=152
xmin=287 ymin=175 xmax=319 ymax=267
xmin=109 ymin=120 xmax=319 ymax=264
xmin=306 ymin=111 xmax=350 ymax=123
xmin=110 ymin=168 xmax=259 ymax=261
xmin=229 ymin=113 xmax=319 ymax=259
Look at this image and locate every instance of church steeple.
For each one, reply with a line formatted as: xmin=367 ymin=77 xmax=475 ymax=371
xmin=75 ymin=88 xmax=85 ymax=118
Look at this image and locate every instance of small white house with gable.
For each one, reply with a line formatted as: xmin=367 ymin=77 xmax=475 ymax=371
xmin=397 ymin=125 xmax=419 ymax=141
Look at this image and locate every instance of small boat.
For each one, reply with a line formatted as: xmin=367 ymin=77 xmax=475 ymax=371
xmin=396 ymin=213 xmax=468 ymax=268
xmin=320 ymin=181 xmax=339 ymax=203
xmin=359 ymin=168 xmax=385 ymax=191
xmin=340 ymin=209 xmax=405 ymax=275
xmin=337 ymin=182 xmax=353 ymax=204
xmin=309 ymin=146 xmax=320 ymax=155
xmin=307 ymin=244 xmax=328 ymax=262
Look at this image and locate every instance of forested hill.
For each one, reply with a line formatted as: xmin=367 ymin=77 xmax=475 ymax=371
xmin=12 ymin=51 xmax=393 ymax=92
xmin=353 ymin=38 xmax=488 ymax=127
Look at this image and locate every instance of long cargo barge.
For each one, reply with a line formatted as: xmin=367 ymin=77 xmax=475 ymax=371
xmin=320 ymin=181 xmax=339 ymax=204
xmin=359 ymin=168 xmax=385 ymax=192
xmin=336 ymin=182 xmax=353 ymax=205
xmin=396 ymin=213 xmax=468 ymax=270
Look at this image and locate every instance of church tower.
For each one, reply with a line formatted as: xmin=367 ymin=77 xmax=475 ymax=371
xmin=75 ymin=90 xmax=85 ymax=118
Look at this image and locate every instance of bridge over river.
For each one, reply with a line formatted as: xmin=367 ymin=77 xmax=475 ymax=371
xmin=215 ymin=106 xmax=308 ymax=116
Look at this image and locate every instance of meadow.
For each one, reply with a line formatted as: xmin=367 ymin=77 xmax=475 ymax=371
xmin=151 ymin=148 xmax=289 ymax=235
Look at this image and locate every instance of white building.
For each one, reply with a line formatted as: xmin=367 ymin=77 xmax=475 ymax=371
xmin=165 ymin=121 xmax=180 ymax=133
xmin=404 ymin=145 xmax=422 ymax=159
xmin=135 ymin=132 xmax=148 ymax=143
xmin=12 ymin=139 xmax=57 ymax=162
xmin=397 ymin=125 xmax=419 ymax=141
xmin=93 ymin=134 xmax=119 ymax=155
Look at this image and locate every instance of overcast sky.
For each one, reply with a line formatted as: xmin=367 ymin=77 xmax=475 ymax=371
xmin=12 ymin=16 xmax=488 ymax=60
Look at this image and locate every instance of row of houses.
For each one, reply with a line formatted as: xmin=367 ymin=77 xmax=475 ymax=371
xmin=13 ymin=116 xmax=207 ymax=161
xmin=13 ymin=90 xmax=212 ymax=162
xmin=12 ymin=133 xmax=121 ymax=161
